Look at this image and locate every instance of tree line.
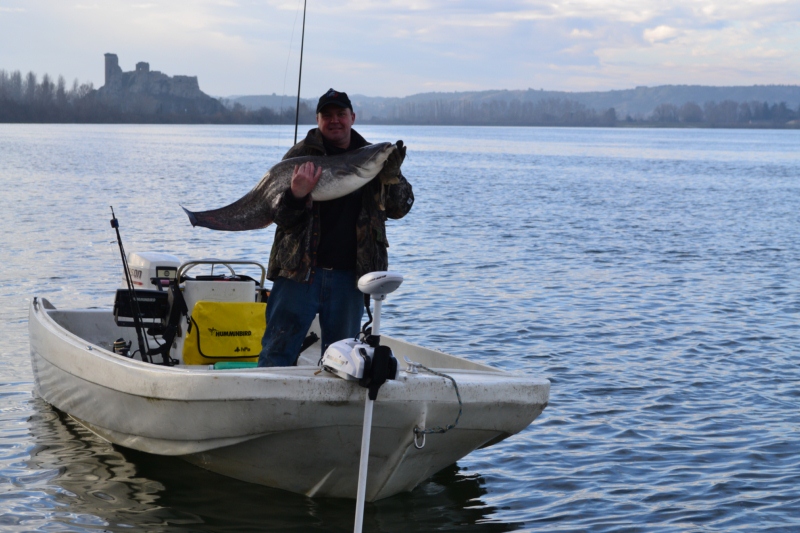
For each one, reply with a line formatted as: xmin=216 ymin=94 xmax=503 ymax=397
xmin=361 ymin=98 xmax=619 ymax=127
xmin=644 ymin=100 xmax=799 ymax=126
xmin=0 ymin=70 xmax=97 ymax=122
xmin=361 ymin=97 xmax=799 ymax=127
xmin=2 ymin=68 xmax=798 ymax=127
xmin=0 ymin=69 xmax=314 ymax=124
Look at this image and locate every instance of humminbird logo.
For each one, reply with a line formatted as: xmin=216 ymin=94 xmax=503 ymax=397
xmin=207 ymin=327 xmax=252 ymax=337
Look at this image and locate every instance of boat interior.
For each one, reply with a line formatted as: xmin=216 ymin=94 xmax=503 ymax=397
xmin=40 ymin=253 xmax=499 ymax=374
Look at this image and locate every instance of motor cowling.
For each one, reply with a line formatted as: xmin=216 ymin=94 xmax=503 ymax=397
xmin=124 ymin=252 xmax=181 ymax=290
xmin=321 ymin=337 xmax=397 ymax=399
xmin=322 ymin=338 xmax=369 ymax=382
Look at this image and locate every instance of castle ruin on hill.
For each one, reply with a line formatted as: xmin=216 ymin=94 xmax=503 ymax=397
xmin=96 ymin=53 xmax=224 ymax=116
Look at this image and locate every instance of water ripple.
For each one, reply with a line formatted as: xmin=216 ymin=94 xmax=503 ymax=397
xmin=2 ymin=125 xmax=800 ymax=531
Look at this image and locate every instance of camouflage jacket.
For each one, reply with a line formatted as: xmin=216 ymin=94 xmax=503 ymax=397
xmin=266 ymin=128 xmax=414 ymax=283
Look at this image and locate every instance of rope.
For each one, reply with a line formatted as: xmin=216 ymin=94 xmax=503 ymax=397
xmin=412 ymin=364 xmax=462 ymax=449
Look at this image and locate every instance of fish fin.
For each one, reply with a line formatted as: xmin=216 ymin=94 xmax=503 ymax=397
xmin=181 ymin=206 xmax=199 ymax=227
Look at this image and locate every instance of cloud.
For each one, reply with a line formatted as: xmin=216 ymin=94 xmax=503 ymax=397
xmin=643 ymin=25 xmax=680 ymax=43
xmin=1 ymin=0 xmax=799 ymax=96
xmin=571 ymin=29 xmax=593 ymax=39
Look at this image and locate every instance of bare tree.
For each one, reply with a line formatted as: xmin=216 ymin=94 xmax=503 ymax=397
xmin=771 ymin=102 xmax=791 ymax=123
xmin=704 ymin=100 xmax=738 ymax=124
xmin=56 ymin=75 xmax=67 ymax=106
xmin=652 ymin=103 xmax=678 ymax=122
xmin=24 ymin=71 xmax=37 ymax=103
xmin=678 ymin=102 xmax=703 ymax=123
xmin=0 ymin=70 xmax=7 ymax=100
xmin=38 ymin=73 xmax=55 ymax=105
xmin=9 ymin=71 xmax=22 ymax=101
xmin=68 ymin=78 xmax=80 ymax=102
xmin=603 ymin=107 xmax=617 ymax=125
xmin=74 ymin=81 xmax=94 ymax=100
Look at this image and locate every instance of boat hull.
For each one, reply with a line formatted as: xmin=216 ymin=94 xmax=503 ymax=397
xmin=28 ymin=297 xmax=549 ymax=501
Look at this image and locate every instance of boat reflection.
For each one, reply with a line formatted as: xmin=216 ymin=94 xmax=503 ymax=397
xmin=26 ymin=398 xmax=521 ymax=532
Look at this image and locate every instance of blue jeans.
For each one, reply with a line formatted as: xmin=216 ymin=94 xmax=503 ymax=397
xmin=258 ymin=269 xmax=365 ymax=367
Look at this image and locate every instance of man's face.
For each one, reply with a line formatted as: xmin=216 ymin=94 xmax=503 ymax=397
xmin=317 ymin=104 xmax=355 ymax=149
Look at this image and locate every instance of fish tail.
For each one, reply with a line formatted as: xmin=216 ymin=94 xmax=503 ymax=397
xmin=182 ymin=206 xmax=199 ymax=227
xmin=181 ymin=201 xmax=274 ymax=232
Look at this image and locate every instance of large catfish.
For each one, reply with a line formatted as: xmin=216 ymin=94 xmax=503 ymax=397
xmin=184 ymin=141 xmax=403 ymax=231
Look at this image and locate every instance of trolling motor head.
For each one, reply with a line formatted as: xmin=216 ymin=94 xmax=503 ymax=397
xmin=357 ymin=271 xmax=403 ymax=301
xmin=358 ymin=271 xmax=403 ymax=347
xmin=321 ymin=271 xmax=402 ymax=399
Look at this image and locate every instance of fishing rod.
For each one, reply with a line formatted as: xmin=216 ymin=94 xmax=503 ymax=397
xmin=110 ymin=207 xmax=150 ymax=363
xmin=293 ymin=0 xmax=307 ymax=145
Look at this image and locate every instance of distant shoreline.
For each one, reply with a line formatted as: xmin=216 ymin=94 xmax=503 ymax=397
xmin=3 ymin=65 xmax=798 ymax=129
xmin=1 ymin=120 xmax=798 ymax=130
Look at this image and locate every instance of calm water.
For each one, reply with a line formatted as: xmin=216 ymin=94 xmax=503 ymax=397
xmin=1 ymin=124 xmax=799 ymax=532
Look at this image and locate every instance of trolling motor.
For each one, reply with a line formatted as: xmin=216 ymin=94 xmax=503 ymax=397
xmin=320 ymin=271 xmax=402 ymax=533
xmin=321 ymin=271 xmax=402 ymax=398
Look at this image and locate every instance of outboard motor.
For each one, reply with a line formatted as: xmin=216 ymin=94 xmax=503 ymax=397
xmin=109 ymin=208 xmax=182 ymax=365
xmin=122 ymin=252 xmax=181 ymax=291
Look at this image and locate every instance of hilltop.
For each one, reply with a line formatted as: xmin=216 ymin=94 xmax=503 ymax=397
xmin=229 ymin=85 xmax=800 ymax=126
xmin=96 ymin=53 xmax=225 ymax=116
xmin=0 ymin=55 xmax=311 ymax=124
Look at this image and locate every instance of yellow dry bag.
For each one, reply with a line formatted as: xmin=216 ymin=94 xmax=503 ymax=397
xmin=183 ymin=301 xmax=266 ymax=365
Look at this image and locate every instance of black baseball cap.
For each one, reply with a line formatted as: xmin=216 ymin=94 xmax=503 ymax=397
xmin=316 ymin=88 xmax=352 ymax=113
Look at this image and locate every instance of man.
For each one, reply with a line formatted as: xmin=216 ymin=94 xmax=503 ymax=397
xmin=258 ymin=88 xmax=414 ymax=367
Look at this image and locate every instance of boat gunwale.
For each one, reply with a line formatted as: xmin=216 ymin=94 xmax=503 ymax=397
xmin=30 ymin=298 xmax=550 ymax=404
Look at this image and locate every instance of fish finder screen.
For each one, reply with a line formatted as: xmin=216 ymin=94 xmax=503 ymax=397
xmin=156 ymin=267 xmax=177 ymax=279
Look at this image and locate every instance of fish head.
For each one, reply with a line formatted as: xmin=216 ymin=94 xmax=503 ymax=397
xmin=351 ymin=142 xmax=397 ymax=180
xmin=311 ymin=142 xmax=402 ymax=202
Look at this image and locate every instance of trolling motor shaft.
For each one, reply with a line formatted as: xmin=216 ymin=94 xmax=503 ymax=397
xmin=319 ymin=271 xmax=403 ymax=533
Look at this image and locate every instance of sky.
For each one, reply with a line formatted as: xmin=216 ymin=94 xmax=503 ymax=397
xmin=1 ymin=0 xmax=798 ymax=98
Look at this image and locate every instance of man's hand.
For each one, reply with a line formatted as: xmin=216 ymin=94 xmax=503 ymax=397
xmin=290 ymin=161 xmax=322 ymax=199
xmin=387 ymin=140 xmax=406 ymax=171
xmin=379 ymin=140 xmax=406 ymax=185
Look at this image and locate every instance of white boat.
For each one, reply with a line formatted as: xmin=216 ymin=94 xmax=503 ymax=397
xmin=27 ymin=254 xmax=550 ymax=502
